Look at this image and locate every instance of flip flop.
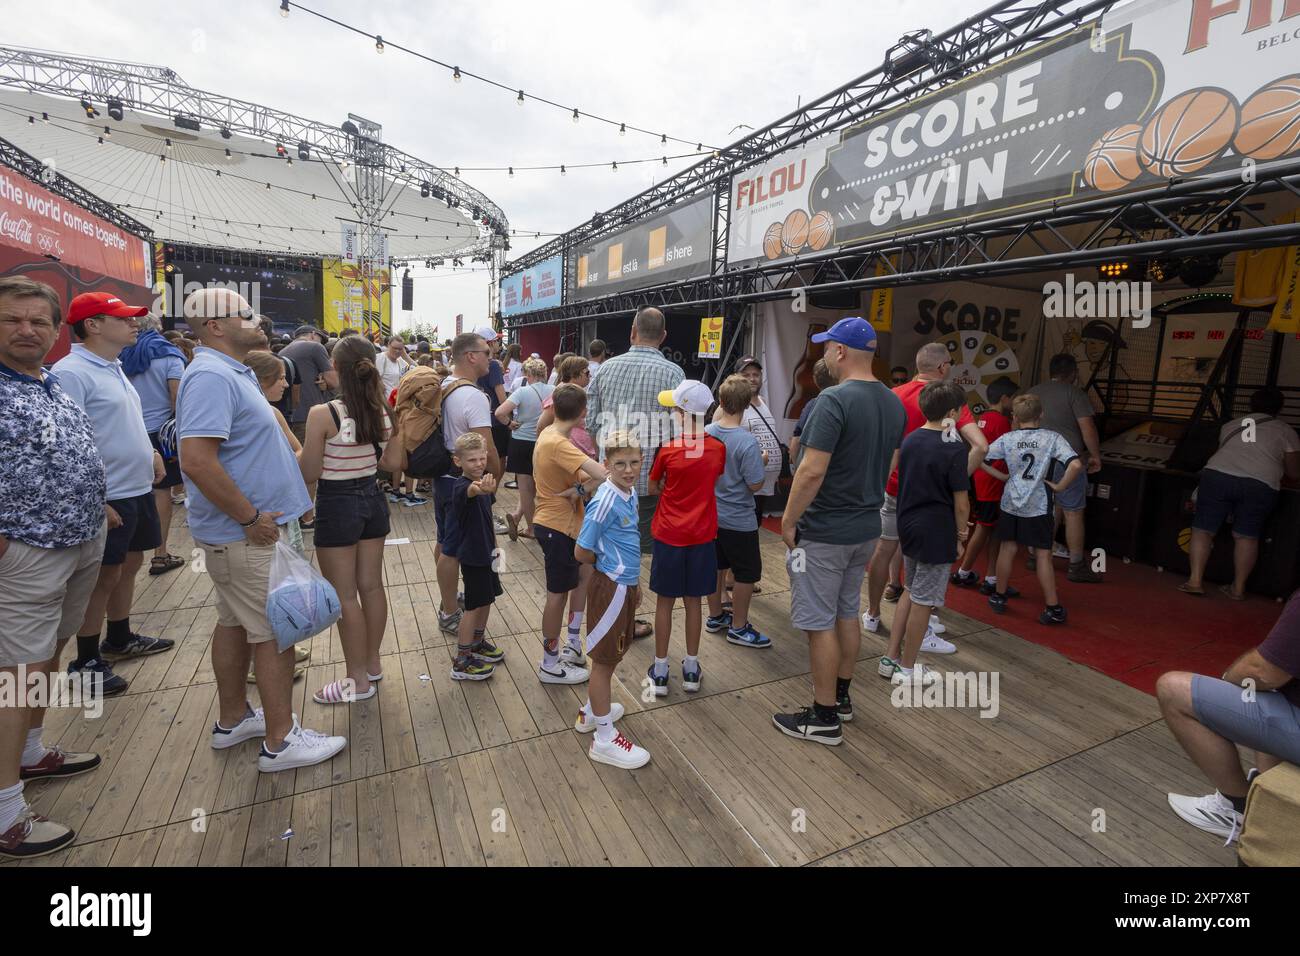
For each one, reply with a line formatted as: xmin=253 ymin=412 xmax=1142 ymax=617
xmin=1177 ymin=583 xmax=1205 ymax=596
xmin=249 ymin=662 xmax=307 ymax=683
xmin=1219 ymin=585 xmax=1245 ymax=601
xmin=633 ymin=619 xmax=653 ymax=639
xmin=313 ymin=679 xmax=377 ymax=704
xmin=505 ymin=513 xmax=519 ymax=542
xmin=149 ymin=554 xmax=185 ymax=576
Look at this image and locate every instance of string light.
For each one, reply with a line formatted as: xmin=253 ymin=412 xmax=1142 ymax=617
xmin=572 ymin=108 xmax=579 ymax=123
xmin=611 ymin=161 xmax=618 ymax=172
xmin=41 ymin=112 xmax=49 ymax=123
xmin=619 ymin=123 xmax=626 ymax=136
xmin=103 ymin=125 xmax=111 ymax=138
xmin=375 ymin=35 xmax=384 ymax=53
xmin=453 ymin=66 xmax=461 ymax=82
xmin=517 ymin=90 xmax=524 ymax=106
xmin=661 ymin=133 xmax=667 ymax=145
xmin=508 ymin=166 xmax=514 ymax=177
xmin=224 ymin=147 xmax=232 ymax=159
xmin=279 ymin=0 xmax=289 ymax=15
xmin=165 ymin=137 xmax=173 ymax=150
xmin=560 ymin=164 xmax=566 ymax=176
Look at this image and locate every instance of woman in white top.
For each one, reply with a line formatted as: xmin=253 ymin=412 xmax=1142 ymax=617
xmin=734 ymin=356 xmax=783 ymax=519
xmin=299 ymin=336 xmax=406 ymax=704
xmin=503 ymin=343 xmax=524 ymax=394
xmin=495 ymin=356 xmax=552 ymax=539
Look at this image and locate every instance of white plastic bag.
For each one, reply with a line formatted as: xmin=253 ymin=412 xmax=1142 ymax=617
xmin=265 ymin=540 xmax=341 ymax=652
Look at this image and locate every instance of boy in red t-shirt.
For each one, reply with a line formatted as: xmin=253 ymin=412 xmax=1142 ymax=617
xmin=953 ymin=378 xmax=1018 ymax=593
xmin=647 ymin=381 xmax=727 ymax=697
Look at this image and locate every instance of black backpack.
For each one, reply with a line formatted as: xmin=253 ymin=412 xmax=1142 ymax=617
xmin=405 ymin=379 xmax=476 ymax=478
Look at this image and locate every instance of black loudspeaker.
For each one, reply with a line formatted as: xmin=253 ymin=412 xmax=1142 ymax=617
xmin=401 ymin=272 xmax=413 ymax=312
xmin=808 ymin=288 xmax=862 ymax=311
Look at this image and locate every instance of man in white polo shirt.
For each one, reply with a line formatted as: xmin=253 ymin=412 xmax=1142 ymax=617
xmin=52 ymin=293 xmax=176 ymax=700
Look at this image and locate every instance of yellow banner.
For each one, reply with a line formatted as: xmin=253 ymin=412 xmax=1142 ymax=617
xmin=867 ymin=257 xmax=895 ymax=332
xmin=1268 ymin=242 xmax=1300 ymax=335
xmin=322 ymin=257 xmax=391 ymax=335
xmin=698 ymin=316 xmax=723 ymax=358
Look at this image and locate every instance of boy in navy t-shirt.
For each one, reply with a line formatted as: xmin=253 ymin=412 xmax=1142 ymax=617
xmin=448 ymin=432 xmax=506 ymax=680
xmin=883 ymin=382 xmax=971 ymax=685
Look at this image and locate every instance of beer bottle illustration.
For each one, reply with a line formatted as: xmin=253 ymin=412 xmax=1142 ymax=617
xmin=784 ymin=323 xmax=827 ymax=421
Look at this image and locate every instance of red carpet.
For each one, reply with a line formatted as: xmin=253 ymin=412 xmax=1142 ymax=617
xmin=758 ymin=517 xmax=1283 ymax=696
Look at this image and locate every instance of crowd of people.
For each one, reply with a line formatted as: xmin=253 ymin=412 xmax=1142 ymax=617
xmin=1 ymin=275 xmax=1297 ymax=862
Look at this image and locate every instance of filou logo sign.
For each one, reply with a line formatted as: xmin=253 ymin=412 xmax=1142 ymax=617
xmin=734 ymin=159 xmax=808 ymax=209
xmin=49 ymin=886 xmax=151 ymax=936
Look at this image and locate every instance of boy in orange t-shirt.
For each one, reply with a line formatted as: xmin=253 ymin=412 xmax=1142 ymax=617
xmin=647 ymin=380 xmax=727 ymax=697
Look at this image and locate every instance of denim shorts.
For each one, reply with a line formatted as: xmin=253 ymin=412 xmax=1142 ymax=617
xmin=1193 ymin=468 xmax=1278 ymax=540
xmin=314 ymin=477 xmax=390 ymax=548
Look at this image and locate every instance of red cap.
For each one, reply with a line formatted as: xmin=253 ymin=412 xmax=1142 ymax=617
xmin=67 ymin=292 xmax=149 ymax=325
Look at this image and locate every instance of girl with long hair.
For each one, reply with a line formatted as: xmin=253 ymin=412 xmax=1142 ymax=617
xmin=495 ymin=356 xmax=552 ymax=540
xmin=298 ymin=336 xmax=406 ymax=704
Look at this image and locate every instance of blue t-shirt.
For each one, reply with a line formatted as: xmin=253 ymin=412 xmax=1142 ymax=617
xmin=509 ymin=381 xmax=553 ymax=442
xmin=577 ymin=480 xmax=641 ymax=586
xmin=451 ymin=477 xmax=496 ymax=567
xmin=51 ymin=345 xmax=156 ymax=501
xmin=130 ymin=354 xmax=185 ymax=433
xmin=176 ymin=347 xmax=312 ymax=545
xmin=477 ymin=360 xmax=506 ymax=413
xmin=705 ymin=423 xmax=765 ymax=532
xmin=793 ymin=396 xmax=819 ymax=437
xmin=985 ymin=428 xmax=1078 ymax=518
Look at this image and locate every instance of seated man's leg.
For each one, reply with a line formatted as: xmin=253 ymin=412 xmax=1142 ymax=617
xmin=1156 ymin=671 xmax=1250 ymax=799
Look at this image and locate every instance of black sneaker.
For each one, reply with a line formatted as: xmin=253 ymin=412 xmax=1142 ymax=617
xmin=836 ymin=694 xmax=854 ymax=723
xmin=988 ymin=592 xmax=1008 ymax=614
xmin=1067 ymin=562 xmax=1103 ymax=583
xmin=67 ymin=658 xmax=129 ymax=697
xmin=99 ymin=633 xmax=175 ymax=661
xmin=979 ymin=581 xmax=1021 ymax=598
xmin=646 ymin=664 xmax=669 ymax=697
xmin=1039 ymin=605 xmax=1068 ymax=625
xmin=773 ymin=707 xmax=842 ymax=746
xmin=951 ymin=570 xmax=978 ymax=588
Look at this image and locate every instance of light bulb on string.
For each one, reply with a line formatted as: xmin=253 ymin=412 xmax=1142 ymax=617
xmin=279 ymin=0 xmax=289 ymax=16
xmin=560 ymin=164 xmax=566 ymax=176
xmin=104 ymin=126 xmax=111 ymax=138
xmin=611 ymin=161 xmax=618 ymax=172
xmin=517 ymin=90 xmax=524 ymax=106
xmin=453 ymin=66 xmax=461 ymax=82
xmin=619 ymin=123 xmax=626 ymax=136
xmin=572 ymin=108 xmax=579 ymax=123
xmin=375 ymin=35 xmax=384 ymax=53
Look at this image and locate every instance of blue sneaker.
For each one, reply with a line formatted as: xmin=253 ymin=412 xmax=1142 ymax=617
xmin=726 ymin=622 xmax=771 ymax=649
xmin=705 ymin=611 xmax=732 ymax=634
xmin=681 ymin=660 xmax=703 ymax=693
xmin=646 ymin=664 xmax=668 ymax=697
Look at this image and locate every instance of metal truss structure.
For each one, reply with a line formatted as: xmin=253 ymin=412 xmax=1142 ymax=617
xmin=0 ymin=45 xmax=507 ymax=250
xmin=502 ymin=0 xmax=1300 ymax=329
xmin=0 ymin=134 xmax=150 ymax=238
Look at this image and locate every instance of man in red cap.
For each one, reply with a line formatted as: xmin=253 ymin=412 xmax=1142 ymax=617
xmin=50 ymin=292 xmax=175 ymax=702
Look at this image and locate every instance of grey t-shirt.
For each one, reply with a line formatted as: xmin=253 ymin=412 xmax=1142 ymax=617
xmin=798 ymin=379 xmax=906 ymax=545
xmin=706 ymin=423 xmax=766 ymax=532
xmin=280 ymin=339 xmax=333 ymax=423
xmin=1028 ymin=379 xmax=1093 ymax=456
xmin=509 ymin=381 xmax=553 ymax=443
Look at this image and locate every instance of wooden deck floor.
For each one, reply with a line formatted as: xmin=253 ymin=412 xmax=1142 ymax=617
xmin=6 ymin=490 xmax=1236 ymax=867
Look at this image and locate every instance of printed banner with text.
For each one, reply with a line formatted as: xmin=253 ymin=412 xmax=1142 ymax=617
xmin=570 ymin=195 xmax=713 ymax=301
xmin=500 ymin=255 xmax=562 ymax=316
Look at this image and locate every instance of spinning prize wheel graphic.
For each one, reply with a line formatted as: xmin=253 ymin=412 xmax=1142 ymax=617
xmin=939 ymin=329 xmax=1020 ymax=414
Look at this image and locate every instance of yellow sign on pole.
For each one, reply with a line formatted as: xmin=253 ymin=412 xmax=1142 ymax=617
xmin=867 ymin=257 xmax=896 ymax=332
xmin=698 ymin=316 xmax=724 ymax=358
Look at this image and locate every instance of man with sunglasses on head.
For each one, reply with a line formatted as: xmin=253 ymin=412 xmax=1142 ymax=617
xmin=52 ymin=293 xmax=177 ymax=700
xmin=177 ymin=288 xmax=345 ymax=773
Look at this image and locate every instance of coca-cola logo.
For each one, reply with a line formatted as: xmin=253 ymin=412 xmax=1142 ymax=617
xmin=0 ymin=210 xmax=34 ymax=246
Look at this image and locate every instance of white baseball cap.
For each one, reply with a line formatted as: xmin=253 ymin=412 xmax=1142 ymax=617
xmin=474 ymin=325 xmax=500 ymax=342
xmin=658 ymin=380 xmax=714 ymax=416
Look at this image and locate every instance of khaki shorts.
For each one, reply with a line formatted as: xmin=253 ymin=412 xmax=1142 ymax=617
xmin=584 ymin=572 xmax=638 ymax=666
xmin=0 ymin=527 xmax=106 ymax=667
xmin=198 ymin=538 xmax=277 ymax=643
xmin=879 ymin=493 xmax=899 ymax=541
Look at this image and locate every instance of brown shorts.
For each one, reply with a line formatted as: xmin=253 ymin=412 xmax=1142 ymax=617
xmin=584 ymin=572 xmax=638 ymax=666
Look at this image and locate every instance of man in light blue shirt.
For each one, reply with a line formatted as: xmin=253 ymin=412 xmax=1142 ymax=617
xmin=51 ymin=292 xmax=175 ymax=699
xmin=177 ymin=288 xmax=344 ymax=775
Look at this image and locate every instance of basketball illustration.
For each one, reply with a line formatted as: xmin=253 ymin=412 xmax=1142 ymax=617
xmin=1083 ymin=124 xmax=1142 ymax=191
xmin=763 ymin=221 xmax=784 ymax=260
xmin=807 ymin=210 xmax=834 ymax=251
xmin=1234 ymin=75 xmax=1300 ymax=161
xmin=1138 ymin=88 xmax=1237 ymax=177
xmin=781 ymin=209 xmax=810 ymax=255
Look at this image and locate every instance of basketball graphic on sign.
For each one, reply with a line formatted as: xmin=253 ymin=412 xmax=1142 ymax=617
xmin=781 ymin=209 xmax=810 ymax=255
xmin=1083 ymin=124 xmax=1142 ymax=191
xmin=763 ymin=222 xmax=784 ymax=260
xmin=939 ymin=329 xmax=1020 ymax=414
xmin=807 ymin=210 xmax=834 ymax=251
xmin=1235 ymin=75 xmax=1300 ymax=161
xmin=1138 ymin=88 xmax=1237 ymax=178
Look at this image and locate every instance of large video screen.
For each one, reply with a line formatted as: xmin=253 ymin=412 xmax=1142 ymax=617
xmin=166 ymin=259 xmax=322 ymax=337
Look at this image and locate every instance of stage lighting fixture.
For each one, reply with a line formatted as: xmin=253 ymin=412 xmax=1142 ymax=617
xmin=1148 ymin=257 xmax=1177 ymax=283
xmin=1098 ymin=259 xmax=1142 ymax=280
xmin=420 ymin=182 xmax=430 ymax=198
xmin=297 ymin=142 xmax=310 ymax=160
xmin=41 ymin=112 xmax=48 ymax=123
xmin=220 ymin=127 xmax=232 ymax=139
xmin=107 ymin=98 xmax=124 ymax=121
xmin=164 ymin=137 xmax=173 ymax=150
xmin=275 ymin=143 xmax=287 ymax=157
xmin=341 ymin=120 xmax=359 ymax=137
xmin=173 ymin=113 xmax=201 ymax=131
xmin=103 ymin=126 xmax=111 ymax=138
xmin=97 ymin=136 xmax=103 ymax=145
xmin=27 ymin=115 xmax=33 ymax=124
xmin=80 ymin=98 xmax=98 ymax=118
xmin=1179 ymin=255 xmax=1222 ymax=288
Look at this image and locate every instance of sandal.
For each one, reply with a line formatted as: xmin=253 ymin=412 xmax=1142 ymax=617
xmin=633 ymin=619 xmax=653 ymax=639
xmin=313 ymin=679 xmax=377 ymax=704
xmin=249 ymin=662 xmax=307 ymax=683
xmin=505 ymin=513 xmax=519 ymax=542
xmin=294 ymin=645 xmax=311 ymax=664
xmin=149 ymin=554 xmax=185 ymax=576
xmin=1177 ymin=582 xmax=1205 ymax=596
xmin=1218 ymin=585 xmax=1245 ymax=601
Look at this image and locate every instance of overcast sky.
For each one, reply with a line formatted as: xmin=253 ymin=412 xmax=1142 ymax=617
xmin=10 ymin=0 xmax=993 ymax=339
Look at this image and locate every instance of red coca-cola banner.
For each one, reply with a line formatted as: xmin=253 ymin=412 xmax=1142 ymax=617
xmin=0 ymin=166 xmax=149 ymax=287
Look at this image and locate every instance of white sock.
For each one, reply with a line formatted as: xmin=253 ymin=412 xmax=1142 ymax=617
xmin=21 ymin=728 xmax=48 ymax=767
xmin=594 ymin=711 xmax=617 ymax=744
xmin=566 ymin=612 xmax=584 ymax=648
xmin=985 ymin=575 xmax=996 ymax=584
xmin=653 ymin=657 xmax=669 ymax=677
xmin=0 ymin=781 xmax=25 ymax=834
xmin=684 ymin=654 xmax=699 ymax=671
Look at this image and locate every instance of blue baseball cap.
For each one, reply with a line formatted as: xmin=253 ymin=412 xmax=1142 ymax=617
xmin=810 ymin=316 xmax=877 ymax=351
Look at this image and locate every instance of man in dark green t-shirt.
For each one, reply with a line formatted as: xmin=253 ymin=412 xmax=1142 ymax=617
xmin=774 ymin=318 xmax=905 ymax=747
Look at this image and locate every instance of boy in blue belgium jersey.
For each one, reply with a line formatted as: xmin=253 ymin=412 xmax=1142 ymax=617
xmin=447 ymin=433 xmax=507 ymax=681
xmin=980 ymin=393 xmax=1084 ymax=625
xmin=573 ymin=430 xmax=651 ymax=770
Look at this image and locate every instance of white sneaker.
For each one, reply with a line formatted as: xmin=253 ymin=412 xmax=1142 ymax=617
xmin=539 ymin=661 xmax=590 ymax=685
xmin=920 ymin=631 xmax=957 ymax=655
xmin=210 ymin=706 xmax=265 ymax=750
xmin=1052 ymin=543 xmax=1071 ymax=559
xmin=574 ymin=702 xmax=625 ymax=734
xmin=878 ymin=656 xmax=899 ymax=679
xmin=257 ymin=720 xmax=346 ymax=773
xmin=862 ymin=612 xmax=881 ymax=633
xmin=928 ymin=613 xmax=946 ymax=634
xmin=589 ymin=731 xmax=650 ymax=770
xmin=891 ymin=663 xmax=939 ymax=686
xmin=1168 ymin=791 xmax=1244 ymax=843
xmin=559 ymin=644 xmax=587 ymax=668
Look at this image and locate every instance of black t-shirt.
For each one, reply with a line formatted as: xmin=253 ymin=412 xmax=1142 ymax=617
xmin=897 ymin=427 xmax=969 ymax=564
xmin=477 ymin=360 xmax=505 ymax=413
xmin=452 ymin=477 xmax=496 ymax=567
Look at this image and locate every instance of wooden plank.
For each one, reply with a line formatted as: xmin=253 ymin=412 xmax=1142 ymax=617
xmin=356 ymin=772 xmax=402 ymax=866
xmin=424 ymin=759 xmax=485 ymax=867
xmin=287 ymin=787 xmax=332 ymax=868
xmin=330 ymin=781 xmax=359 ymax=867
xmin=391 ymin=765 xmax=443 ymax=866
xmin=197 ymin=805 xmax=252 ymax=866
xmin=243 ymin=796 xmax=293 ymax=867
xmin=456 ymin=750 xmax=528 ymax=867
xmin=126 ymin=683 xmax=215 ymax=832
